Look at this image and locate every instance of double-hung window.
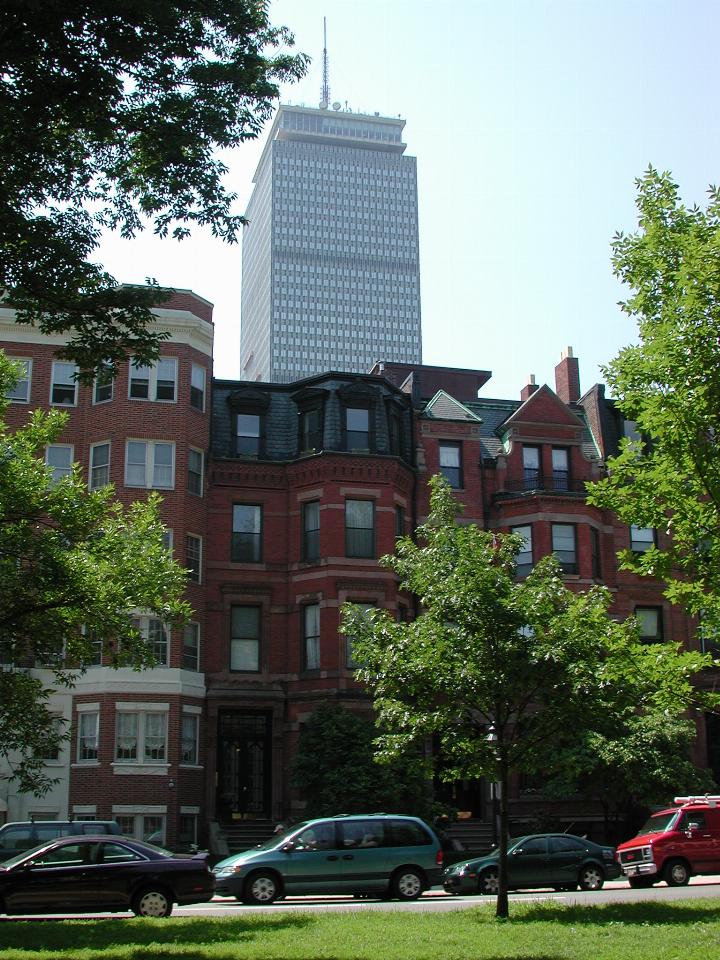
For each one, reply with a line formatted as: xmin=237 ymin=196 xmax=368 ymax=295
xmin=346 ymin=602 xmax=375 ymax=668
xmin=630 ymin=525 xmax=656 ymax=553
xmin=511 ymin=524 xmax=533 ymax=577
xmin=180 ymin=713 xmax=199 ymax=764
xmin=125 ymin=441 xmax=174 ymax=489
xmin=51 ymin=361 xmax=78 ymax=406
xmin=93 ymin=363 xmax=113 ymax=404
xmin=236 ymin=413 xmax=261 ymax=457
xmin=346 ymin=407 xmax=370 ymax=451
xmin=302 ymin=501 xmax=320 ymax=561
xmin=77 ymin=710 xmax=99 ymax=762
xmin=345 ymin=500 xmax=374 ymax=558
xmin=232 ymin=504 xmax=262 ymax=562
xmin=89 ymin=442 xmax=110 ymax=490
xmin=439 ymin=442 xmax=462 ymax=488
xmin=187 ymin=448 xmax=203 ymax=496
xmin=635 ymin=606 xmax=663 ymax=643
xmin=115 ymin=710 xmax=167 ymax=763
xmin=6 ymin=358 xmax=30 ymax=402
xmin=230 ymin=605 xmax=261 ymax=671
xmin=45 ymin=445 xmax=73 ymax=484
xmin=303 ymin=604 xmax=321 ymax=670
xmin=395 ymin=505 xmax=406 ymax=538
xmin=523 ymin=446 xmax=541 ymax=489
xmin=182 ymin=623 xmax=200 ymax=671
xmin=300 ymin=406 xmax=323 ymax=452
xmin=190 ymin=364 xmax=206 ymax=411
xmin=129 ymin=358 xmax=177 ymax=401
xmin=132 ymin=616 xmax=169 ymax=666
xmin=552 ymin=523 xmax=577 ymax=574
xmin=186 ymin=534 xmax=202 ymax=584
xmin=551 ymin=448 xmax=569 ymax=491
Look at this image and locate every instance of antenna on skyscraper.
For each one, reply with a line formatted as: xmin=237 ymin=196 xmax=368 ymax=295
xmin=319 ymin=17 xmax=330 ymax=109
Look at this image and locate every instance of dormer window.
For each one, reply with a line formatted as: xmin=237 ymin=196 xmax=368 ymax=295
xmin=236 ymin=413 xmax=261 ymax=457
xmin=346 ymin=407 xmax=370 ymax=451
xmin=227 ymin=388 xmax=270 ymax=460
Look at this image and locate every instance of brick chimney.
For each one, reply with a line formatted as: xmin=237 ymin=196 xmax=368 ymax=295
xmin=554 ymin=347 xmax=580 ymax=404
xmin=520 ymin=375 xmax=539 ymax=402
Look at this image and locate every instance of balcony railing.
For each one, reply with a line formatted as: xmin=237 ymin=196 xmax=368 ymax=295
xmin=495 ymin=476 xmax=588 ymax=497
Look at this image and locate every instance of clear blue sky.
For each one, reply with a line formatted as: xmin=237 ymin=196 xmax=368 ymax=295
xmin=97 ymin=0 xmax=720 ymax=399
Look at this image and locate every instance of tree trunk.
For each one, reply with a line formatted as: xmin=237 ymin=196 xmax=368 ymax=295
xmin=496 ymin=756 xmax=509 ymax=919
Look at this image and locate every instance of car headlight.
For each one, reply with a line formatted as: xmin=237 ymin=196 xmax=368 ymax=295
xmin=215 ymin=865 xmax=243 ymax=877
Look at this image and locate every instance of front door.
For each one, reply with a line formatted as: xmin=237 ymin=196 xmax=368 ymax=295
xmin=216 ymin=711 xmax=271 ymax=821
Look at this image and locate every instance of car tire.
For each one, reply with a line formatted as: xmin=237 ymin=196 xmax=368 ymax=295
xmin=578 ymin=864 xmax=604 ymax=891
xmin=244 ymin=870 xmax=281 ymax=905
xmin=663 ymin=859 xmax=690 ymax=887
xmin=628 ymin=876 xmax=655 ymax=889
xmin=477 ymin=867 xmax=500 ymax=896
xmin=391 ymin=867 xmax=424 ymax=901
xmin=131 ymin=886 xmax=173 ymax=917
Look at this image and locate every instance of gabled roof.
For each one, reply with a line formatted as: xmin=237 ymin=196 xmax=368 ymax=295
xmin=422 ymin=390 xmax=483 ymax=423
xmin=496 ymin=383 xmax=585 ymax=433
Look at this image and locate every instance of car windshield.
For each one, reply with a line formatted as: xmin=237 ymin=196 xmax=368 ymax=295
xmin=1 ymin=841 xmax=53 ymax=868
xmin=637 ymin=811 xmax=678 ymax=835
xmin=252 ymin=822 xmax=310 ymax=852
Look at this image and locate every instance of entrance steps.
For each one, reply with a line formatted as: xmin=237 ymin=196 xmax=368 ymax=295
xmin=221 ymin=819 xmax=276 ymax=854
xmin=446 ymin=819 xmax=495 ymax=853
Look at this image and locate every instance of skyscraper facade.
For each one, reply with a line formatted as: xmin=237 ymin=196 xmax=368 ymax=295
xmin=240 ymin=104 xmax=422 ymax=382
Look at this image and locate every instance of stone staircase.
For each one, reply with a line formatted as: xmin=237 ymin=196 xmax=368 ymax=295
xmin=221 ymin=819 xmax=276 ymax=854
xmin=446 ymin=819 xmax=495 ymax=854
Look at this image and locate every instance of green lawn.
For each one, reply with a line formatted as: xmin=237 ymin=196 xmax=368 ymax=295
xmin=1 ymin=900 xmax=719 ymax=960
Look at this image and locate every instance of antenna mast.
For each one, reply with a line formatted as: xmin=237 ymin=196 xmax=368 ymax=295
xmin=320 ymin=17 xmax=330 ymax=108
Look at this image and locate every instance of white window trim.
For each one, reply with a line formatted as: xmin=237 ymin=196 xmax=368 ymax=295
xmin=50 ymin=360 xmax=78 ymax=407
xmin=76 ymin=709 xmax=100 ymax=764
xmin=45 ymin=444 xmax=74 ymax=483
xmin=89 ymin=441 xmax=111 ymax=490
xmin=6 ymin=358 xmax=31 ymax=402
xmin=114 ymin=709 xmax=168 ymax=765
xmin=128 ymin=357 xmax=178 ymax=403
xmin=124 ymin=440 xmax=175 ymax=490
xmin=187 ymin=447 xmax=204 ymax=497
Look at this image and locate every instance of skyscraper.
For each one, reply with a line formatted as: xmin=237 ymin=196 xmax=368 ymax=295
xmin=239 ymin=103 xmax=422 ymax=382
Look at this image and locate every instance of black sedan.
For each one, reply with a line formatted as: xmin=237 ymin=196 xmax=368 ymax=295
xmin=0 ymin=835 xmax=214 ymax=917
xmin=443 ymin=833 xmax=619 ymax=895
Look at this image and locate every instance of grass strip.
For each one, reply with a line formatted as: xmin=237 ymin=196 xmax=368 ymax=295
xmin=0 ymin=898 xmax=719 ymax=960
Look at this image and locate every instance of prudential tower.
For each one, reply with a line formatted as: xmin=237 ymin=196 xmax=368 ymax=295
xmin=239 ymin=40 xmax=422 ymax=383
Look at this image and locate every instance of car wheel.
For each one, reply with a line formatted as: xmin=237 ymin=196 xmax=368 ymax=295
xmin=663 ymin=859 xmax=690 ymax=887
xmin=628 ymin=876 xmax=655 ymax=889
xmin=244 ymin=870 xmax=281 ymax=905
xmin=392 ymin=867 xmax=424 ymax=901
xmin=131 ymin=887 xmax=173 ymax=917
xmin=578 ymin=864 xmax=604 ymax=891
xmin=477 ymin=867 xmax=500 ymax=896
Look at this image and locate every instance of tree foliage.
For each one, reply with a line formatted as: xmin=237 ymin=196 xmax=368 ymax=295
xmin=0 ymin=353 xmax=190 ymax=793
xmin=0 ymin=1 xmax=308 ymax=374
xmin=588 ymin=167 xmax=720 ymax=635
xmin=291 ymin=703 xmax=431 ymax=820
xmin=343 ymin=476 xmax=716 ymax=917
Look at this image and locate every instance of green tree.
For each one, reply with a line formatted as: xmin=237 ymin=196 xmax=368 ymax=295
xmin=291 ymin=703 xmax=431 ymax=820
xmin=0 ymin=353 xmax=190 ymax=794
xmin=343 ymin=476 xmax=715 ymax=918
xmin=588 ymin=167 xmax=720 ymax=635
xmin=0 ymin=1 xmax=307 ymax=374
xmin=544 ymin=713 xmax=714 ymax=842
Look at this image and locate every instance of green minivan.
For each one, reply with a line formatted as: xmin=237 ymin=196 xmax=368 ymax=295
xmin=213 ymin=814 xmax=443 ymax=904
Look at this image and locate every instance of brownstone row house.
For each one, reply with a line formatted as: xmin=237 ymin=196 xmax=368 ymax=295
xmin=1 ymin=295 xmax=717 ymax=847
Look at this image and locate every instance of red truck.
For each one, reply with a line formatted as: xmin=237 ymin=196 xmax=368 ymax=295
xmin=616 ymin=796 xmax=720 ymax=887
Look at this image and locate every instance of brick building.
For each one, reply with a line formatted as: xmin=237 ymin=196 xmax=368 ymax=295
xmin=1 ymin=304 xmax=717 ymax=845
